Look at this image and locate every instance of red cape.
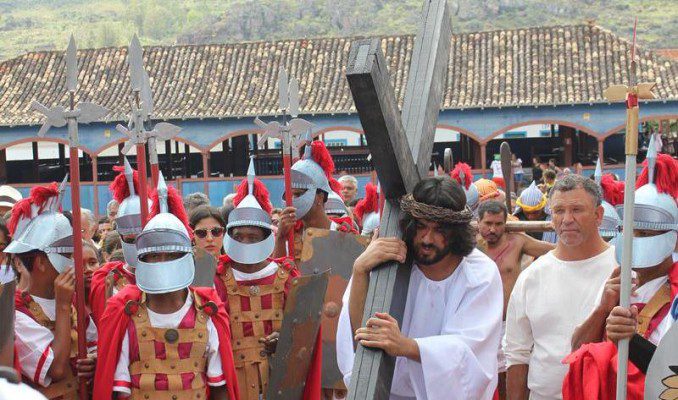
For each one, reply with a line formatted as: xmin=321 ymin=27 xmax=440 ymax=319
xmin=88 ymin=261 xmax=134 ymax=325
xmin=92 ymin=285 xmax=240 ymax=400
xmin=214 ymin=257 xmax=322 ymax=400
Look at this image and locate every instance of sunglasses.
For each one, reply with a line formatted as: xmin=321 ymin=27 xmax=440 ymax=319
xmin=194 ymin=227 xmax=225 ymax=239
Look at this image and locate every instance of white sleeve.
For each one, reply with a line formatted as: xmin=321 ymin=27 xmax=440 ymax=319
xmin=205 ymin=318 xmax=226 ymax=387
xmin=503 ymin=272 xmax=533 ymax=367
xmin=412 ymin=268 xmax=504 ymax=400
xmin=112 ymin=332 xmax=131 ymax=395
xmin=15 ymin=312 xmax=54 ymax=387
xmin=86 ymin=316 xmax=98 ymax=354
xmin=336 ymin=277 xmax=355 ymax=387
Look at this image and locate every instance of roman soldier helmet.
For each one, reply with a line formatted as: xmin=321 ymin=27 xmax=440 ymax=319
xmin=290 ymin=140 xmax=335 ymax=218
xmin=450 ymin=163 xmax=479 ymax=210
xmin=223 ymin=159 xmax=275 ymax=265
xmin=355 ymin=182 xmax=380 ymax=236
xmin=135 ymin=172 xmax=194 ymax=294
xmin=613 ymin=136 xmax=678 ymax=269
xmin=5 ymin=177 xmax=73 ymax=273
xmin=594 ymin=158 xmax=623 ymax=239
xmin=515 ymin=181 xmax=547 ymax=215
xmin=109 ymin=157 xmax=151 ymax=268
xmin=325 ymin=178 xmax=348 ymax=217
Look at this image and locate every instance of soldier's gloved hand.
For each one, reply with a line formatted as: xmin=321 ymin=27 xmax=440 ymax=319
xmin=606 ymin=305 xmax=638 ymax=343
xmin=259 ymin=332 xmax=280 ymax=355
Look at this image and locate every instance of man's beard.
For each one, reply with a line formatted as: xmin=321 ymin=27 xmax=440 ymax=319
xmin=413 ymin=242 xmax=448 ymax=266
xmin=482 ymin=232 xmax=501 ymax=245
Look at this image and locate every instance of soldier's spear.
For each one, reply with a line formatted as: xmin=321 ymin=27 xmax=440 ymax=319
xmin=31 ymin=36 xmax=108 ymax=400
xmin=116 ymin=35 xmax=181 ymax=220
xmin=254 ymin=68 xmax=313 ymax=257
xmin=602 ymin=19 xmax=656 ymax=400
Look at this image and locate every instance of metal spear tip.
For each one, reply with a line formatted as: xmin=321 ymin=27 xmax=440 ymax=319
xmin=636 ymin=82 xmax=656 ymax=100
xmin=66 ymin=35 xmax=78 ymax=92
xmin=594 ymin=157 xmax=602 ymax=184
xmin=141 ymin=69 xmax=154 ymax=118
xmin=288 ymin=77 xmax=300 ymax=118
xmin=128 ymin=34 xmax=144 ymax=91
xmin=603 ymin=85 xmax=630 ymax=102
xmin=124 ymin=156 xmax=133 ymax=174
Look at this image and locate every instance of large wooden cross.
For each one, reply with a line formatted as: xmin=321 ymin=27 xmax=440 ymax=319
xmin=344 ymin=1 xmax=451 ymax=398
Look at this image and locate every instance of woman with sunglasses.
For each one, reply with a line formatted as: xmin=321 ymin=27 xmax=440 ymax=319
xmin=189 ymin=205 xmax=225 ymax=258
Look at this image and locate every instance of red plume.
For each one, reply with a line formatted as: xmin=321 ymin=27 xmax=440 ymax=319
xmin=30 ymin=182 xmax=59 ymax=212
xmin=311 ymin=141 xmax=335 ymax=178
xmin=109 ymin=165 xmax=140 ymax=203
xmin=354 ymin=183 xmax=378 ymax=224
xmin=451 ymin=163 xmax=473 ymax=189
xmin=7 ymin=198 xmax=32 ymax=236
xmin=149 ymin=185 xmax=193 ymax=239
xmin=636 ymin=154 xmax=678 ymax=199
xmin=233 ymin=178 xmax=273 ymax=214
xmin=329 ymin=177 xmax=343 ymax=197
xmin=600 ymin=174 xmax=625 ymax=206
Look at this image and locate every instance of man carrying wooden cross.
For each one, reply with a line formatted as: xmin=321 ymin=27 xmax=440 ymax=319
xmin=337 ymin=177 xmax=504 ymax=399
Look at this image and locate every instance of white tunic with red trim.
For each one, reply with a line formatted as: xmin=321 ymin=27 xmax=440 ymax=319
xmin=112 ymin=293 xmax=225 ymax=396
xmin=15 ymin=296 xmax=98 ymax=387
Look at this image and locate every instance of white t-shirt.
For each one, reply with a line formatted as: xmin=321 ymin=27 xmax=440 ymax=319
xmin=503 ymin=247 xmax=616 ymax=400
xmin=338 ymin=249 xmax=504 ymax=400
xmin=112 ymin=293 xmax=225 ymax=395
xmin=513 ymin=158 xmax=524 ymax=174
xmin=15 ymin=296 xmax=98 ymax=387
xmin=490 ymin=160 xmax=503 ymax=178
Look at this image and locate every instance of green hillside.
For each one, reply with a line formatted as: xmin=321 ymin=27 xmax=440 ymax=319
xmin=0 ymin=0 xmax=675 ymax=60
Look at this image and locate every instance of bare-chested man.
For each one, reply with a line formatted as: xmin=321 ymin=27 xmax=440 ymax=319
xmin=475 ymin=200 xmax=555 ymax=399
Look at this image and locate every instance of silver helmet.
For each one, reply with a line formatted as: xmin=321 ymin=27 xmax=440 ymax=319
xmin=5 ymin=177 xmax=74 ymax=273
xmin=135 ymin=172 xmax=194 ymax=294
xmin=613 ymin=136 xmax=678 ymax=269
xmin=594 ymin=158 xmax=622 ymax=239
xmin=110 ymin=157 xmax=151 ymax=268
xmin=515 ymin=181 xmax=546 ymax=215
xmin=361 ymin=212 xmax=380 ymax=236
xmin=325 ymin=190 xmax=348 ymax=217
xmin=223 ymin=159 xmax=275 ymax=265
xmin=291 ymin=140 xmax=334 ymax=218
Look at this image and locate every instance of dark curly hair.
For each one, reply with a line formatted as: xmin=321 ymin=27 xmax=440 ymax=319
xmin=400 ymin=177 xmax=476 ymax=258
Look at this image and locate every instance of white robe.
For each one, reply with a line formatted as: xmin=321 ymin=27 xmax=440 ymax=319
xmin=336 ymin=248 xmax=503 ymax=400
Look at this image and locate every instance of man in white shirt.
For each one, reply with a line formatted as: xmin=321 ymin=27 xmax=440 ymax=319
xmin=503 ymin=174 xmax=616 ymax=400
xmin=338 ymin=177 xmax=504 ymax=400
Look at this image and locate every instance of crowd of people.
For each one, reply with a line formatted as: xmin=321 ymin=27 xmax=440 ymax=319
xmin=0 ymin=138 xmax=676 ymax=400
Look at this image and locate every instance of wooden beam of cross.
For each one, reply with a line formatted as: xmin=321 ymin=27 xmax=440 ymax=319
xmin=344 ymin=1 xmax=451 ymax=398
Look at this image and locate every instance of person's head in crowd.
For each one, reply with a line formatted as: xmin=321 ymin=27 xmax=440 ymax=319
xmin=0 ymin=185 xmax=22 ymax=215
xmin=516 ymin=181 xmax=548 ymax=221
xmin=338 ymin=175 xmax=359 ymax=205
xmin=532 ymin=156 xmax=541 ymax=166
xmin=189 ymin=205 xmax=225 ymax=258
xmin=101 ymin=231 xmax=122 ymax=263
xmin=477 ymin=200 xmax=508 ymax=246
xmin=106 ymin=199 xmax=119 ymax=222
xmin=542 ymin=169 xmax=557 ymax=188
xmin=183 ymin=192 xmax=210 ymax=213
xmin=96 ymin=216 xmax=112 ymax=244
xmin=222 ymin=193 xmax=236 ymax=209
xmin=475 ymin=178 xmax=501 ymax=203
xmin=109 ymin=248 xmax=125 ymax=263
xmin=548 ymin=158 xmax=558 ymax=169
xmin=0 ymin=218 xmax=9 ymax=266
xmin=549 ymin=174 xmax=604 ymax=251
xmin=81 ymin=208 xmax=97 ymax=243
xmin=573 ymin=162 xmax=583 ymax=175
xmin=400 ymin=177 xmax=475 ymax=266
xmin=82 ymin=239 xmax=101 ymax=297
xmin=271 ymin=208 xmax=282 ymax=228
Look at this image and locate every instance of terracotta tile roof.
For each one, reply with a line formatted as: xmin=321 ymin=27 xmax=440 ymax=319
xmin=1 ymin=24 xmax=677 ymax=127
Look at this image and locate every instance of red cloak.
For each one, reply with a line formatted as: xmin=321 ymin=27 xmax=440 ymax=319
xmin=92 ymin=285 xmax=240 ymax=400
xmin=88 ymin=261 xmax=135 ymax=325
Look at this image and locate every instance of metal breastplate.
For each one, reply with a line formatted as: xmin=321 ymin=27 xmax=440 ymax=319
xmin=221 ymin=267 xmax=287 ymax=400
xmin=22 ymin=294 xmax=79 ymax=400
xmin=127 ymin=293 xmax=210 ymax=400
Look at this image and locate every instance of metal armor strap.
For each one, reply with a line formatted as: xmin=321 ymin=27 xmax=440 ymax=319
xmin=22 ymin=294 xmax=79 ymax=400
xmin=637 ymin=283 xmax=671 ymax=337
xmin=128 ymin=292 xmax=209 ymax=400
xmin=221 ymin=267 xmax=287 ymax=400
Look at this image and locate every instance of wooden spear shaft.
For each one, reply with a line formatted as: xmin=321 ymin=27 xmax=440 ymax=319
xmin=67 ymin=93 xmax=88 ymax=400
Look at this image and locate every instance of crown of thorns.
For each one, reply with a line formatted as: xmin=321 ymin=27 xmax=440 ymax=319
xmin=400 ymin=193 xmax=473 ymax=224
